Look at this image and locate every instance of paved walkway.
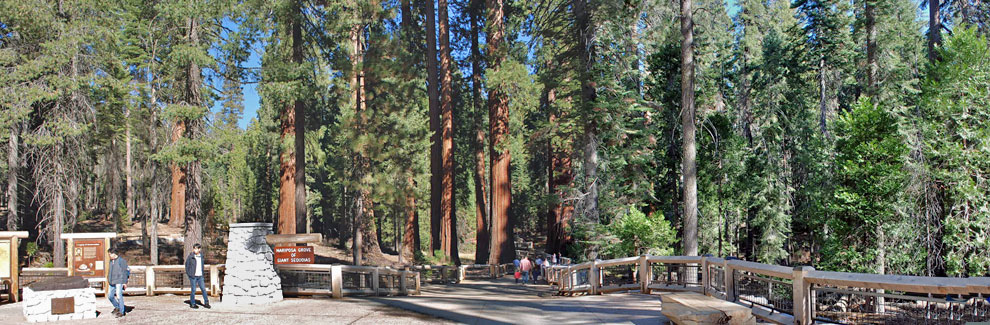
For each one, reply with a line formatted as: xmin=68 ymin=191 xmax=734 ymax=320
xmin=366 ymin=278 xmax=668 ymax=324
xmin=0 ymin=295 xmax=451 ymax=324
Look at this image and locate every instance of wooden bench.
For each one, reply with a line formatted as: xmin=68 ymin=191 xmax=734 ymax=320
xmin=661 ymin=292 xmax=756 ymax=325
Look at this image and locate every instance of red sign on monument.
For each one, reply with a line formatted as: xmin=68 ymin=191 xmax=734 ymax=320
xmin=274 ymin=246 xmax=315 ymax=264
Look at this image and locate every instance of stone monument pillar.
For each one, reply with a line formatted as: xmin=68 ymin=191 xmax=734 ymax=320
xmin=222 ymin=223 xmax=283 ymax=305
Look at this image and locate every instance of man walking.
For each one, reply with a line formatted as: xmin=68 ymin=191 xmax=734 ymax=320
xmin=185 ymin=244 xmax=211 ymax=309
xmin=519 ymin=256 xmax=532 ymax=285
xmin=107 ymin=248 xmax=129 ymax=318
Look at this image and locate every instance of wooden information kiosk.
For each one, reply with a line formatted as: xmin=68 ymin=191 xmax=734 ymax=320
xmin=60 ymin=233 xmax=116 ymax=292
xmin=0 ymin=231 xmax=29 ymax=302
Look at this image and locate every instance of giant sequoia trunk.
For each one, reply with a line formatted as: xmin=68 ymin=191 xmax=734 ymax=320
xmin=680 ymin=0 xmax=699 ymax=260
xmin=403 ymin=176 xmax=421 ymax=261
xmin=487 ymin=0 xmax=516 ymax=264
xmin=546 ymin=90 xmax=574 ymax=255
xmin=425 ymin=0 xmax=443 ymax=255
xmin=437 ymin=0 xmax=459 ymax=265
xmin=278 ymin=4 xmax=306 ymax=235
xmin=168 ymin=121 xmax=186 ymax=227
xmin=183 ymin=17 xmax=204 ymax=259
xmin=470 ymin=0 xmax=491 ymax=264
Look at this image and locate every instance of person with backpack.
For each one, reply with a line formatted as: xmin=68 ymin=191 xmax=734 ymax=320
xmin=184 ymin=243 xmax=211 ymax=309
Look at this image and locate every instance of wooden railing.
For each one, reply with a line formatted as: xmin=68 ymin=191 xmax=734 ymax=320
xmin=19 ymin=265 xmax=225 ymax=297
xmin=276 ymin=264 xmax=420 ymax=298
xmin=548 ymin=255 xmax=990 ymax=324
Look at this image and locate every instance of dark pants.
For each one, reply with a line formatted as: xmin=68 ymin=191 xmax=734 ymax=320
xmin=189 ymin=276 xmax=209 ymax=306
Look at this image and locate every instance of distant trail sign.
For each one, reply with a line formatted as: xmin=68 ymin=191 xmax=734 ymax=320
xmin=274 ymin=246 xmax=314 ymax=264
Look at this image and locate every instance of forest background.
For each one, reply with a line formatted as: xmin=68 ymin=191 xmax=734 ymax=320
xmin=1 ymin=0 xmax=988 ymax=278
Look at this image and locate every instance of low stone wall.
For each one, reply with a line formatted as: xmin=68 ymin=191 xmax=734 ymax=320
xmin=221 ymin=223 xmax=283 ymax=305
xmin=22 ymin=287 xmax=97 ymax=322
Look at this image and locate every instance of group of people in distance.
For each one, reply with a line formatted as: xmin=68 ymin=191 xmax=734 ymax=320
xmin=513 ymin=253 xmax=560 ymax=285
xmin=105 ymin=243 xmax=211 ymax=318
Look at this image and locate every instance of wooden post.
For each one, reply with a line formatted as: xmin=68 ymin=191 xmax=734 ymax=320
xmin=399 ymin=271 xmax=408 ymax=295
xmin=209 ymin=265 xmax=220 ymax=296
xmin=724 ymin=259 xmax=736 ymax=301
xmin=638 ymin=255 xmax=650 ymax=294
xmin=589 ymin=260 xmax=599 ymax=295
xmin=11 ymin=236 xmax=20 ymax=302
xmin=458 ymin=265 xmax=466 ymax=282
xmin=146 ymin=266 xmax=155 ymax=296
xmin=65 ymin=238 xmax=74 ymax=276
xmin=372 ymin=268 xmax=380 ymax=295
xmin=331 ymin=265 xmax=343 ymax=298
xmin=793 ymin=266 xmax=814 ymax=325
xmin=701 ymin=254 xmax=711 ymax=296
xmin=414 ymin=271 xmax=421 ymax=295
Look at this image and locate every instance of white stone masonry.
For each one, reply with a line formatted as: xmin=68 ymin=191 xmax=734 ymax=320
xmin=221 ymin=223 xmax=283 ymax=305
xmin=21 ymin=287 xmax=97 ymax=323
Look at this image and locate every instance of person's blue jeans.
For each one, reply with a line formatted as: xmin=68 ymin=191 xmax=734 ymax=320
xmin=522 ymin=271 xmax=530 ymax=284
xmin=108 ymin=283 xmax=125 ymax=315
xmin=189 ymin=276 xmax=209 ymax=306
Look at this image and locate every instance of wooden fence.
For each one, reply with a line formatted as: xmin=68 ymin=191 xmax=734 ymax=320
xmin=276 ymin=264 xmax=419 ymax=298
xmin=547 ymin=255 xmax=990 ymax=324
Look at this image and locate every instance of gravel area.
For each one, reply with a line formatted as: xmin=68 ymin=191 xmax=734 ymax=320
xmin=0 ymin=294 xmax=452 ymax=324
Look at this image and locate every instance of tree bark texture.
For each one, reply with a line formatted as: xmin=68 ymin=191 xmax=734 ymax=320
xmin=425 ymin=0 xmax=443 ymax=255
xmin=279 ymin=4 xmax=305 ymax=235
xmin=183 ymin=17 xmax=204 ymax=259
xmin=403 ymin=176 xmax=421 ymax=261
xmin=573 ymin=0 xmax=599 ymax=223
xmin=547 ymin=90 xmax=574 ymax=255
xmin=168 ymin=121 xmax=186 ymax=228
xmin=928 ymin=0 xmax=941 ymax=63
xmin=7 ymin=127 xmax=17 ymax=231
xmin=438 ymin=0 xmax=460 ymax=265
xmin=470 ymin=0 xmax=491 ymax=264
xmin=487 ymin=0 xmax=516 ymax=264
xmin=680 ymin=0 xmax=699 ymax=259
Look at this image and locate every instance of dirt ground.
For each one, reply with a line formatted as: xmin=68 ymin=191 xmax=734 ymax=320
xmin=0 ymin=294 xmax=452 ymax=324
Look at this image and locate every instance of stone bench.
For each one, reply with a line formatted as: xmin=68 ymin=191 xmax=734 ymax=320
xmin=661 ymin=292 xmax=755 ymax=325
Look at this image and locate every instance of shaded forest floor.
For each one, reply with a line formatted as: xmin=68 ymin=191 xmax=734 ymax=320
xmin=27 ymin=218 xmax=547 ymax=268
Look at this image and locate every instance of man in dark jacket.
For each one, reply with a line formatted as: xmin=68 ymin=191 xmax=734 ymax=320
xmin=107 ymin=247 xmax=129 ymax=317
xmin=184 ymin=243 xmax=211 ymax=309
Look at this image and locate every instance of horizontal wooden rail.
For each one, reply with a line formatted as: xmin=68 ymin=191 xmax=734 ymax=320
xmin=276 ymin=264 xmax=420 ymax=298
xmin=550 ymin=255 xmax=990 ymax=325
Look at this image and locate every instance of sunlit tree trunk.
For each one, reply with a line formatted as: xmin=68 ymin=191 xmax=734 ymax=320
xmin=487 ymin=0 xmax=516 ymax=264
xmin=169 ymin=121 xmax=186 ymax=228
xmin=425 ymin=0 xmax=443 ymax=256
xmin=680 ymin=0 xmax=699 ymax=263
xmin=183 ymin=17 xmax=204 ymax=259
xmin=470 ymin=0 xmax=490 ymax=264
xmin=278 ymin=2 xmax=305 ymax=235
xmin=438 ymin=0 xmax=460 ymax=265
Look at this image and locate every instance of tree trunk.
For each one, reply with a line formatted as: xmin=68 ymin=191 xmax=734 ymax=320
xmin=125 ymin=105 xmax=133 ymax=232
xmin=573 ymin=0 xmax=599 ymax=223
xmin=292 ymin=5 xmax=307 ymax=235
xmin=278 ymin=4 xmax=304 ymax=235
xmin=6 ymin=126 xmax=17 ymax=231
xmin=438 ymin=0 xmax=460 ymax=265
xmin=680 ymin=0 xmax=699 ymax=262
xmin=487 ymin=0 xmax=516 ymax=264
xmin=425 ymin=0 xmax=442 ymax=256
xmin=928 ymin=0 xmax=941 ymax=63
xmin=53 ymin=185 xmax=65 ymax=267
xmin=183 ymin=17 xmax=204 ymax=259
xmin=865 ymin=0 xmax=877 ymax=97
xmin=169 ymin=121 xmax=186 ymax=227
xmin=149 ymin=54 xmax=160 ymax=264
xmin=353 ymin=190 xmax=363 ymax=265
xmin=470 ymin=0 xmax=491 ymax=264
xmin=403 ymin=175 xmax=421 ymax=262
xmin=547 ymin=90 xmax=574 ymax=255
